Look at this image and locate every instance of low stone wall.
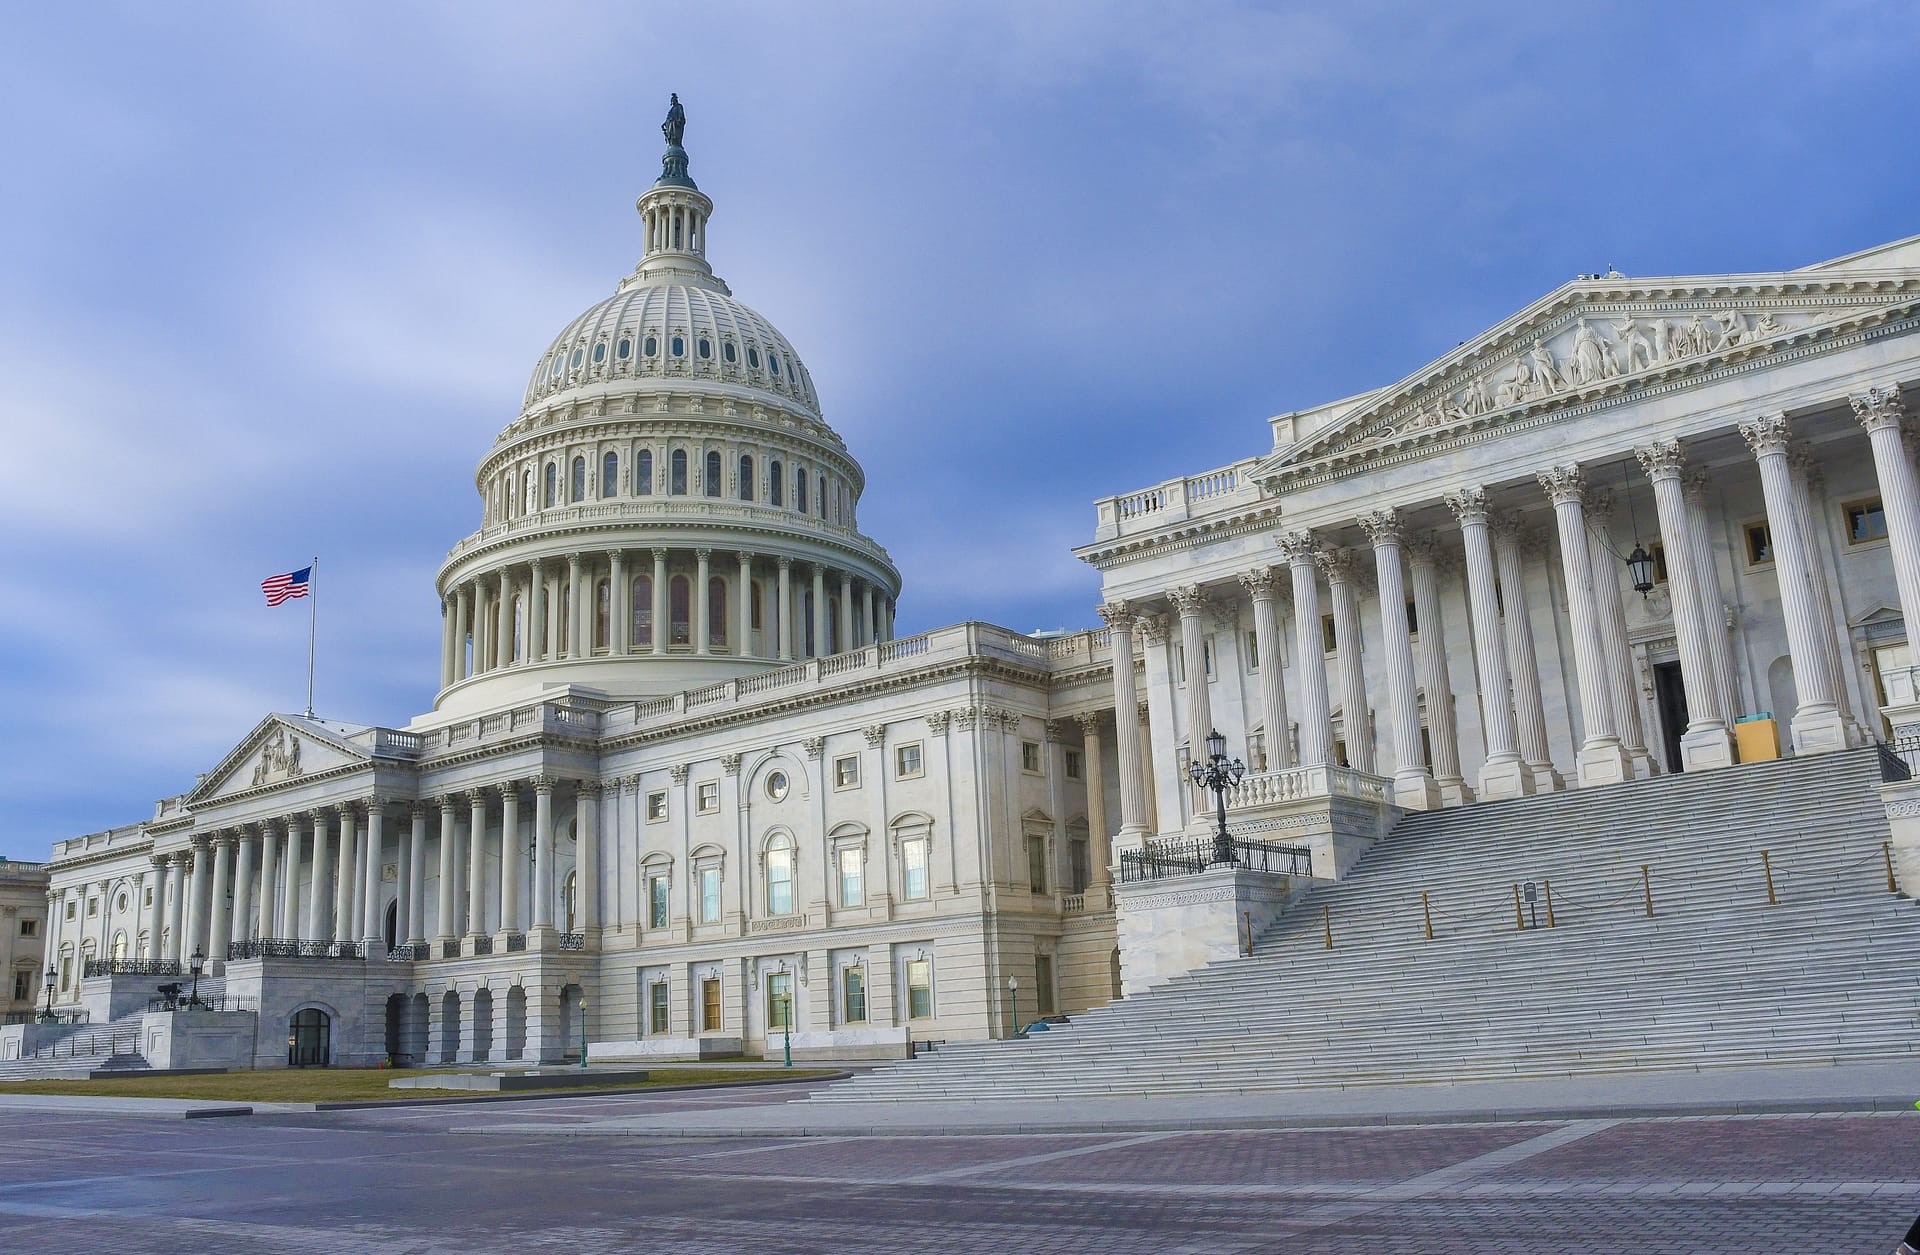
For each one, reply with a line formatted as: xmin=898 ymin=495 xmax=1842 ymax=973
xmin=782 ymin=1026 xmax=909 ymax=1061
xmin=138 ymin=1009 xmax=256 ymax=1071
xmin=1114 ymin=865 xmax=1295 ymax=998
xmin=589 ymin=1035 xmax=744 ymax=1063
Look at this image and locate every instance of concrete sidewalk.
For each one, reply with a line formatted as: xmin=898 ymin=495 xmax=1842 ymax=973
xmin=454 ymin=1061 xmax=1920 ymax=1138
xmin=0 ymin=1093 xmax=251 ymax=1119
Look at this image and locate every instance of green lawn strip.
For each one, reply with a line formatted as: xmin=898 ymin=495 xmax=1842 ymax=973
xmin=0 ymin=1066 xmax=838 ymax=1104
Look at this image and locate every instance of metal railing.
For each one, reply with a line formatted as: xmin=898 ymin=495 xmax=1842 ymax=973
xmin=3 ymin=1009 xmax=87 ymax=1026
xmin=1118 ymin=836 xmax=1314 ymax=884
xmin=1878 ymin=737 xmax=1917 ymax=783
xmin=226 ymin=938 xmax=365 ymax=961
xmin=84 ymin=959 xmax=180 ymax=978
xmin=147 ymin=994 xmax=255 ymax=1014
xmin=27 ymin=1025 xmax=135 ymax=1060
xmin=557 ymin=932 xmax=586 ymax=951
xmin=440 ymin=939 xmax=461 ymax=959
xmin=505 ymin=932 xmax=527 ymax=953
xmin=472 ymin=935 xmax=494 ymax=955
xmin=386 ymin=943 xmax=428 ymax=962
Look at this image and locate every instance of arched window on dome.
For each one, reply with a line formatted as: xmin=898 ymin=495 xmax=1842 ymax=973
xmin=769 ymin=460 xmax=783 ymax=507
xmin=570 ymin=346 xmax=584 ymax=370
xmin=770 ymin=353 xmax=782 ymax=377
xmin=796 ymin=469 xmax=808 ymax=515
xmin=571 ymin=456 xmax=587 ymax=503
xmin=697 ymin=337 xmax=712 ymax=360
xmin=670 ymin=450 xmax=687 ymax=496
xmin=636 ymin=450 xmax=654 ymax=496
xmin=595 ymin=579 xmax=611 ymax=651
xmin=632 ymin=574 xmax=653 ymax=649
xmin=723 ymin=340 xmax=737 ymax=364
xmin=544 ymin=464 xmax=558 ymax=509
xmin=592 ymin=341 xmax=606 ymax=364
xmin=670 ymin=335 xmax=686 ymax=358
xmin=747 ymin=346 xmax=761 ymax=370
xmin=818 ymin=474 xmax=828 ymax=519
xmin=802 ymin=588 xmax=816 ymax=658
xmin=828 ymin=595 xmax=840 ymax=655
xmin=522 ymin=469 xmax=534 ymax=513
xmin=738 ymin=455 xmax=754 ymax=502
xmin=644 ymin=334 xmax=658 ymax=358
xmin=704 ymin=451 xmax=722 ymax=498
xmin=511 ymin=595 xmax=525 ymax=663
xmin=617 ymin=336 xmax=631 ymax=361
xmin=708 ymin=577 xmax=727 ymax=651
xmin=602 ymin=452 xmax=618 ymax=498
xmin=669 ymin=576 xmax=691 ymax=647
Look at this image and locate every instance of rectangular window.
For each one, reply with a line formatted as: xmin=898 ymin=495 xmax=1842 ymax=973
xmin=1035 ymin=956 xmax=1056 ymax=1017
xmin=86 ymin=898 xmax=97 ymax=917
xmin=838 ymin=847 xmax=864 ymax=907
xmin=1745 ymin=521 xmax=1773 ymax=565
xmin=649 ymin=982 xmax=670 ymax=1035
xmin=1649 ymin=541 xmax=1670 ymax=584
xmin=1846 ymin=498 xmax=1888 ymax=545
xmin=1063 ymin=748 xmax=1082 ymax=780
xmin=842 ymin=967 xmax=867 ymax=1024
xmin=647 ymin=791 xmax=668 ymax=822
xmin=65 ymin=901 xmax=75 ymax=921
xmin=1021 ymin=741 xmax=1041 ymax=773
xmin=895 ymin=742 xmax=923 ymax=778
xmin=19 ymin=918 xmax=37 ymax=938
xmin=1244 ymin=630 xmax=1260 ymax=671
xmin=58 ymin=957 xmax=71 ymax=992
xmin=834 ymin=755 xmax=860 ymax=789
xmin=696 ymin=781 xmax=719 ymax=814
xmin=1405 ymin=598 xmax=1419 ymax=637
xmin=1203 ymin=639 xmax=1214 ymax=677
xmin=142 ymin=887 xmax=152 ymax=907
xmin=1070 ymin=839 xmax=1089 ymax=894
xmin=1026 ymin=834 xmax=1048 ymax=894
xmin=1321 ymin=613 xmax=1338 ymax=654
xmin=902 ymin=838 xmax=930 ymax=901
xmin=906 ymin=958 xmax=933 ymax=1020
xmin=698 ymin=867 xmax=721 ymax=924
xmin=701 ymin=977 xmax=722 ymax=1032
xmin=11 ymin=970 xmax=28 ymax=1002
xmin=768 ymin=972 xmax=792 ymax=1030
xmin=647 ymin=875 xmax=669 ymax=929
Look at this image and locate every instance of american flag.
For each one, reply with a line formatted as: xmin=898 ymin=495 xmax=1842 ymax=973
xmin=261 ymin=567 xmax=312 ymax=607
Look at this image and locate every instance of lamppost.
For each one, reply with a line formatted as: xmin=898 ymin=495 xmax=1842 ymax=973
xmin=780 ymin=990 xmax=793 ymax=1069
xmin=577 ymin=996 xmax=589 ymax=1071
xmin=188 ymin=946 xmax=205 ymax=1009
xmin=1007 ymin=975 xmax=1019 ymax=1038
xmin=1187 ymin=728 xmax=1247 ymax=866
xmin=39 ymin=968 xmax=55 ymax=1023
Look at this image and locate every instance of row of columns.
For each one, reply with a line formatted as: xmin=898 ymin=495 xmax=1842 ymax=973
xmin=442 ymin=549 xmax=898 ymax=687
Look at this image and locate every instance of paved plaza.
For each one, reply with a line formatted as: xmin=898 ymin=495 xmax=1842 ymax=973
xmin=0 ymin=1080 xmax=1918 ymax=1252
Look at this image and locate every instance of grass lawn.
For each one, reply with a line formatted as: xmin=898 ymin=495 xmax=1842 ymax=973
xmin=0 ymin=1066 xmax=838 ymax=1104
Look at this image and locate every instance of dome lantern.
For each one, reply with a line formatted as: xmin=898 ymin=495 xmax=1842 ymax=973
xmin=635 ymin=93 xmax=716 ymax=287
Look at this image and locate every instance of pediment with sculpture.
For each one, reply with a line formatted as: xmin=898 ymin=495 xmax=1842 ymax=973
xmin=1261 ymin=275 xmax=1920 ymax=488
xmin=185 ymin=715 xmax=366 ymax=805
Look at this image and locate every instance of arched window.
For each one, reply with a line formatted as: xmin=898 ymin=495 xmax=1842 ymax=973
xmin=616 ymin=336 xmax=631 ymax=361
xmin=797 ymin=470 xmax=808 ymax=515
xmin=738 ymin=454 xmax=754 ymax=502
xmin=748 ymin=346 xmax=761 ymax=369
xmin=522 ymin=469 xmax=533 ymax=512
xmin=828 ymin=595 xmax=840 ymax=655
xmin=670 ymin=334 xmax=685 ymax=358
xmin=709 ymin=576 xmax=727 ymax=650
xmin=563 ymin=870 xmax=578 ymax=932
xmin=751 ymin=581 xmax=764 ymax=631
xmin=670 ymin=450 xmax=688 ymax=495
xmin=803 ymin=589 xmax=816 ymax=657
xmin=818 ymin=474 xmax=827 ymax=518
xmin=571 ymin=456 xmax=586 ymax=502
xmin=111 ymin=931 xmax=128 ymax=961
xmin=697 ymin=336 xmax=712 ymax=360
xmin=636 ymin=449 xmax=653 ymax=496
xmin=670 ymin=576 xmax=691 ymax=646
xmin=595 ymin=579 xmax=611 ymax=650
xmin=601 ymin=451 xmax=618 ymax=497
xmin=633 ymin=575 xmax=653 ymax=648
xmin=543 ymin=463 xmax=557 ymax=508
xmin=644 ymin=334 xmax=658 ymax=358
xmin=592 ymin=341 xmax=606 ymax=364
xmin=766 ymin=835 xmax=795 ymax=916
xmin=704 ymin=450 xmax=722 ymax=498
xmin=723 ymin=340 xmax=737 ymax=364
xmin=769 ymin=459 xmax=784 ymax=506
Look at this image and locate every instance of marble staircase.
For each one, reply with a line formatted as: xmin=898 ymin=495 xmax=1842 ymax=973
xmin=0 ymin=976 xmax=229 ymax=1081
xmin=815 ymin=748 xmax=1915 ymax=1103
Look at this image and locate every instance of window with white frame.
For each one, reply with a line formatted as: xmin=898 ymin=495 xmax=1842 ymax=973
xmin=647 ymin=791 xmax=669 ymax=822
xmin=696 ymin=781 xmax=720 ymax=814
xmin=1021 ymin=741 xmax=1041 ymax=773
xmin=833 ymin=755 xmax=860 ymax=789
xmin=838 ymin=846 xmax=864 ymax=907
xmin=905 ymin=957 xmax=933 ymax=1019
xmin=900 ymin=834 xmax=930 ymax=901
xmin=842 ymin=965 xmax=867 ymax=1023
xmin=895 ymin=742 xmax=923 ymax=778
xmin=647 ymin=873 xmax=670 ymax=929
xmin=765 ymin=836 xmax=795 ymax=916
xmin=648 ymin=981 xmax=670 ymax=1034
xmin=697 ymin=865 xmax=722 ymax=924
xmin=1064 ymin=748 xmax=1083 ymax=780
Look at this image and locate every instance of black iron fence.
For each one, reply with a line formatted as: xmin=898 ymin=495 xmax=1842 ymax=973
xmin=227 ymin=938 xmax=365 ymax=961
xmin=3 ymin=1009 xmax=87 ymax=1026
xmin=1879 ymin=737 xmax=1918 ymax=783
xmin=505 ymin=932 xmax=527 ymax=952
xmin=557 ymin=932 xmax=586 ymax=951
xmin=386 ymin=943 xmax=428 ymax=962
xmin=84 ymin=959 xmax=181 ymax=979
xmin=1119 ymin=836 xmax=1314 ymax=884
xmin=147 ymin=994 xmax=256 ymax=1014
xmin=472 ymin=935 xmax=494 ymax=955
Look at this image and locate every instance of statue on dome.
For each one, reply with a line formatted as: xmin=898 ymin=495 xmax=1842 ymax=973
xmin=662 ymin=93 xmax=686 ymax=148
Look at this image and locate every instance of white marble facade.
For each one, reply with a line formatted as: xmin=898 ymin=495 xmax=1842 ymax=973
xmin=40 ymin=103 xmax=1920 ymax=1064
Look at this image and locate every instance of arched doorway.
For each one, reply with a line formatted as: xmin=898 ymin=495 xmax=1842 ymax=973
xmin=383 ymin=901 xmax=398 ymax=953
xmin=289 ymin=1008 xmax=331 ymax=1067
xmin=506 ymin=986 xmax=528 ymax=1060
xmin=473 ymin=988 xmax=495 ymax=1062
xmin=439 ymin=990 xmax=461 ymax=1064
xmin=384 ymin=994 xmax=406 ymax=1065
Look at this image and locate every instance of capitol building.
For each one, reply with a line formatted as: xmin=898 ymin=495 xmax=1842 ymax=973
xmin=18 ymin=98 xmax=1920 ymax=1070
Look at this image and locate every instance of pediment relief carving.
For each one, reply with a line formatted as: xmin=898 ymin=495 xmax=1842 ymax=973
xmin=1265 ymin=282 xmax=1920 ymax=485
xmin=188 ymin=717 xmax=364 ymax=805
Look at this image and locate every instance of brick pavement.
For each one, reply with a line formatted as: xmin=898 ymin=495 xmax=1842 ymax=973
xmin=0 ymin=1087 xmax=1914 ymax=1252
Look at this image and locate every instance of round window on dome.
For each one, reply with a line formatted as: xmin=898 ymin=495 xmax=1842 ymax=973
xmin=747 ymin=347 xmax=761 ymax=369
xmin=644 ymin=335 xmax=658 ymax=357
xmin=697 ymin=337 xmax=712 ymax=360
xmin=592 ymin=342 xmax=606 ymax=363
xmin=766 ymin=771 xmax=790 ymax=802
xmin=723 ymin=340 xmax=737 ymax=363
xmin=671 ymin=336 xmax=686 ymax=357
xmin=570 ymin=347 xmax=583 ymax=368
xmin=617 ymin=337 xmax=631 ymax=360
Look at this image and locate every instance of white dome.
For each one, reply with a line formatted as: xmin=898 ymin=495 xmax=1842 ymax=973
xmin=522 ymin=278 xmax=820 ymax=414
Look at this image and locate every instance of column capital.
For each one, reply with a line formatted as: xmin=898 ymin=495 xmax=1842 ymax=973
xmin=925 ymin=710 xmax=952 ymax=736
xmin=720 ymin=753 xmax=743 ymax=776
xmin=669 ymin=763 xmax=693 ymax=783
xmin=1443 ymin=484 xmax=1491 ymax=525
xmin=1537 ymin=464 xmax=1587 ymax=505
xmin=190 ymin=833 xmax=212 ymax=852
xmin=1738 ymin=412 xmax=1793 ymax=457
xmin=862 ymin=724 xmax=888 ymax=748
xmin=1357 ymin=507 xmax=1404 ymax=546
xmin=737 ymin=550 xmax=756 ymax=564
xmin=1236 ymin=567 xmax=1279 ymax=600
xmin=493 ymin=780 xmax=521 ymax=802
xmin=619 ymin=773 xmax=644 ymax=793
xmin=800 ymin=738 xmax=825 ymax=761
xmin=694 ymin=548 xmax=712 ymax=562
xmin=606 ymin=548 xmax=624 ymax=565
xmin=574 ymin=778 xmax=604 ymax=798
xmin=438 ymin=794 xmax=459 ymax=813
xmin=531 ymin=776 xmax=558 ymax=796
xmin=1095 ymin=600 xmax=1136 ymax=629
xmin=1850 ymin=381 xmax=1905 ymax=433
xmin=1275 ymin=528 xmax=1322 ymax=563
xmin=1314 ymin=547 xmax=1365 ymax=585
xmin=776 ymin=555 xmax=793 ymax=571
xmin=1405 ymin=533 xmax=1450 ymax=571
xmin=1634 ymin=438 xmax=1688 ymax=482
xmin=1074 ymin=710 xmax=1104 ymax=736
xmin=1137 ymin=613 xmax=1171 ymax=645
xmin=651 ymin=547 xmax=670 ymax=562
xmin=408 ymin=799 xmax=434 ymax=818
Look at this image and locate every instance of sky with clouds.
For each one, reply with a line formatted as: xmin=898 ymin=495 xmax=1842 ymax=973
xmin=3 ymin=1 xmax=1917 ymax=859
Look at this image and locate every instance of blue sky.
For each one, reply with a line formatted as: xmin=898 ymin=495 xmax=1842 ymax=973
xmin=3 ymin=1 xmax=1917 ymax=859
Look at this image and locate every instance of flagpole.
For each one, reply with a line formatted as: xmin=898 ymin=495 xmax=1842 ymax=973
xmin=305 ymin=556 xmax=318 ymax=719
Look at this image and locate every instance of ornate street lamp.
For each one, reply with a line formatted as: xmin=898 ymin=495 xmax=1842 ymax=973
xmin=39 ymin=967 xmax=55 ymax=1023
xmin=1625 ymin=542 xmax=1656 ymax=595
xmin=577 ymin=996 xmax=589 ymax=1071
xmin=188 ymin=947 xmax=205 ymax=1009
xmin=1007 ymin=975 xmax=1020 ymax=1038
xmin=1187 ymin=728 xmax=1247 ymax=866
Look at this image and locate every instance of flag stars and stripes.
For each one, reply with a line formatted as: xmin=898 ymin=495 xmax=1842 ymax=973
xmin=262 ymin=567 xmax=312 ymax=607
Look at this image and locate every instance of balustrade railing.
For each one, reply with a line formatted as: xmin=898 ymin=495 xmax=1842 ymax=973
xmin=386 ymin=943 xmax=428 ymax=962
xmin=1879 ymin=737 xmax=1918 ymax=783
xmin=226 ymin=938 xmax=365 ymax=961
xmin=84 ymin=959 xmax=180 ymax=979
xmin=3 ymin=1009 xmax=86 ymax=1026
xmin=557 ymin=932 xmax=586 ymax=951
xmin=148 ymin=994 xmax=255 ymax=1014
xmin=440 ymin=939 xmax=462 ymax=959
xmin=505 ymin=932 xmax=528 ymax=953
xmin=1118 ymin=836 xmax=1313 ymax=884
xmin=472 ymin=935 xmax=494 ymax=955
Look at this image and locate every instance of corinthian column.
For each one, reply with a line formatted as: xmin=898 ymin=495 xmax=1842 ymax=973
xmin=1278 ymin=531 xmax=1335 ymax=769
xmin=1237 ymin=568 xmax=1293 ymax=771
xmin=528 ymin=560 xmax=548 ymax=663
xmin=577 ymin=780 xmax=601 ymax=934
xmin=307 ymin=809 xmax=333 ymax=944
xmin=532 ymin=777 xmax=556 ymax=930
xmin=1787 ymin=444 xmax=1863 ymax=743
xmin=1406 ymin=535 xmax=1470 ymax=804
xmin=1446 ymin=489 xmax=1530 ymax=798
xmin=1317 ymin=548 xmax=1373 ymax=773
xmin=1854 ymin=384 xmax=1920 ymax=679
xmin=609 ymin=550 xmax=629 ymax=654
xmin=1539 ymin=465 xmax=1631 ymax=786
xmin=1096 ymin=601 xmax=1151 ymax=840
xmin=165 ymin=854 xmax=186 ymax=961
xmin=1682 ymin=470 xmax=1741 ymax=724
xmin=282 ymin=816 xmax=306 ymax=940
xmin=453 ymin=585 xmax=472 ymax=681
xmin=1076 ymin=713 xmax=1112 ymax=899
xmin=407 ymin=802 xmax=428 ymax=946
xmin=652 ymin=549 xmax=670 ymax=656
xmin=231 ymin=829 xmax=256 ymax=945
xmin=257 ymin=823 xmax=280 ymax=939
xmin=1168 ymin=585 xmax=1215 ymax=771
xmin=494 ymin=569 xmax=512 ymax=669
xmin=695 ymin=550 xmax=712 ymax=656
xmin=435 ymin=797 xmax=457 ymax=946
xmin=334 ymin=806 xmax=358 ymax=946
xmin=737 ymin=552 xmax=755 ymax=657
xmin=208 ymin=833 xmax=235 ymax=957
xmin=145 ymin=856 xmax=166 ymax=961
xmin=1358 ymin=510 xmax=1440 ymax=808
xmin=1490 ymin=512 xmax=1563 ymax=791
xmin=499 ymin=784 xmax=522 ymax=934
xmin=1741 ymin=413 xmax=1846 ymax=754
xmin=466 ymin=791 xmax=488 ymax=937
xmin=1584 ymin=489 xmax=1655 ymax=776
xmin=185 ymin=838 xmax=211 ymax=960
xmin=1634 ymin=439 xmax=1735 ymax=770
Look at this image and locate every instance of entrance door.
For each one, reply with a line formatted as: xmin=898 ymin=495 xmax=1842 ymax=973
xmin=383 ymin=901 xmax=398 ymax=953
xmin=1654 ymin=662 xmax=1688 ymax=774
xmin=289 ymin=1008 xmax=331 ymax=1068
